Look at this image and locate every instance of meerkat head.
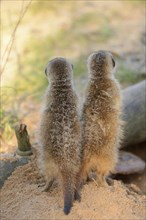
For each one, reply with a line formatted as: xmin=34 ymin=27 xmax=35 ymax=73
xmin=87 ymin=50 xmax=115 ymax=78
xmin=45 ymin=57 xmax=73 ymax=82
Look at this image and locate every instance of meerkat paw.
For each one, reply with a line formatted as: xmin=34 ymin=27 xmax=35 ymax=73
xmin=98 ymin=174 xmax=108 ymax=187
xmin=38 ymin=182 xmax=46 ymax=188
xmin=99 ymin=180 xmax=108 ymax=187
xmin=106 ymin=176 xmax=114 ymax=186
xmin=41 ymin=179 xmax=54 ymax=192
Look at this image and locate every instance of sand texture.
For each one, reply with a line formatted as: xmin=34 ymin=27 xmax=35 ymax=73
xmin=1 ymin=159 xmax=145 ymax=220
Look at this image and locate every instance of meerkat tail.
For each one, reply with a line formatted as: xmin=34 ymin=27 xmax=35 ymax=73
xmin=63 ymin=189 xmax=73 ymax=215
xmin=62 ymin=175 xmax=74 ymax=215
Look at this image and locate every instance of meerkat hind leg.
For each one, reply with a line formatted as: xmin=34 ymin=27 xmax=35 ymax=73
xmin=97 ymin=166 xmax=113 ymax=187
xmin=74 ymin=178 xmax=83 ymax=202
xmin=42 ymin=178 xmax=55 ymax=192
xmin=40 ymin=158 xmax=57 ymax=192
xmin=74 ymin=173 xmax=81 ymax=201
xmin=106 ymin=176 xmax=114 ymax=186
xmin=96 ymin=154 xmax=116 ymax=187
xmin=97 ymin=172 xmax=108 ymax=187
xmin=74 ymin=189 xmax=81 ymax=202
xmin=74 ymin=161 xmax=90 ymax=201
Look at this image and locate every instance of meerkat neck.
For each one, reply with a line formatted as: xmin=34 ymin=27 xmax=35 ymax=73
xmin=89 ymin=70 xmax=113 ymax=82
xmin=50 ymin=79 xmax=73 ymax=89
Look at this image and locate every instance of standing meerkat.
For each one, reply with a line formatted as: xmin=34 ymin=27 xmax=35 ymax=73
xmin=79 ymin=50 xmax=123 ymax=187
xmin=38 ymin=57 xmax=81 ymax=215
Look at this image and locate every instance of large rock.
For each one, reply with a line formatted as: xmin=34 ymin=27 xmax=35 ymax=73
xmin=122 ymin=80 xmax=146 ymax=147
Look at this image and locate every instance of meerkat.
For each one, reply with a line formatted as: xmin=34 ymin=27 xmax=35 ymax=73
xmin=78 ymin=50 xmax=123 ymax=187
xmin=38 ymin=57 xmax=81 ymax=215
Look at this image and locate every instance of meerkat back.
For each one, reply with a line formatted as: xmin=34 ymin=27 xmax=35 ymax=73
xmin=79 ymin=51 xmax=123 ymax=187
xmin=38 ymin=57 xmax=81 ymax=214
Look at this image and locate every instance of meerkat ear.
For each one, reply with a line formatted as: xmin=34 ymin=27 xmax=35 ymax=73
xmin=112 ymin=57 xmax=115 ymax=68
xmin=95 ymin=54 xmax=100 ymax=62
xmin=71 ymin=64 xmax=74 ymax=70
xmin=45 ymin=67 xmax=47 ymax=76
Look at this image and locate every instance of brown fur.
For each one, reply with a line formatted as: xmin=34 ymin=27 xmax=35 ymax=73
xmin=79 ymin=50 xmax=123 ymax=186
xmin=37 ymin=58 xmax=81 ymax=214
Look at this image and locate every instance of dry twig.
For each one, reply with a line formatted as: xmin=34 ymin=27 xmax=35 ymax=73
xmin=1 ymin=0 xmax=32 ymax=76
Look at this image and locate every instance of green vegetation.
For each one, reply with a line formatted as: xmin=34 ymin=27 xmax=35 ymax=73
xmin=127 ymin=0 xmax=145 ymax=7
xmin=0 ymin=108 xmax=18 ymax=141
xmin=31 ymin=1 xmax=75 ymax=15
xmin=13 ymin=37 xmax=49 ymax=97
xmin=0 ymin=88 xmax=18 ymax=141
xmin=116 ymin=64 xmax=145 ymax=87
xmin=74 ymin=55 xmax=87 ymax=77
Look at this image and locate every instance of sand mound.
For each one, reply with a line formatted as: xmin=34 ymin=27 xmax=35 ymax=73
xmin=1 ymin=160 xmax=145 ymax=220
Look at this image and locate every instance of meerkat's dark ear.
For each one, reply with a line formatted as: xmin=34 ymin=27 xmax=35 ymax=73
xmin=112 ymin=57 xmax=115 ymax=68
xmin=71 ymin=64 xmax=74 ymax=70
xmin=45 ymin=67 xmax=47 ymax=76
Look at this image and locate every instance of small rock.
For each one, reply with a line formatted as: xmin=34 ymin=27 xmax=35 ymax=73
xmin=113 ymin=151 xmax=145 ymax=175
xmin=0 ymin=155 xmax=30 ymax=188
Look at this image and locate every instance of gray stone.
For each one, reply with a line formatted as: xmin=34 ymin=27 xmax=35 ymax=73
xmin=113 ymin=151 xmax=145 ymax=175
xmin=0 ymin=155 xmax=29 ymax=188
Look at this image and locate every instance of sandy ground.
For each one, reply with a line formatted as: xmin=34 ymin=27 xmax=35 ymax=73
xmin=1 ymin=158 xmax=145 ymax=220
